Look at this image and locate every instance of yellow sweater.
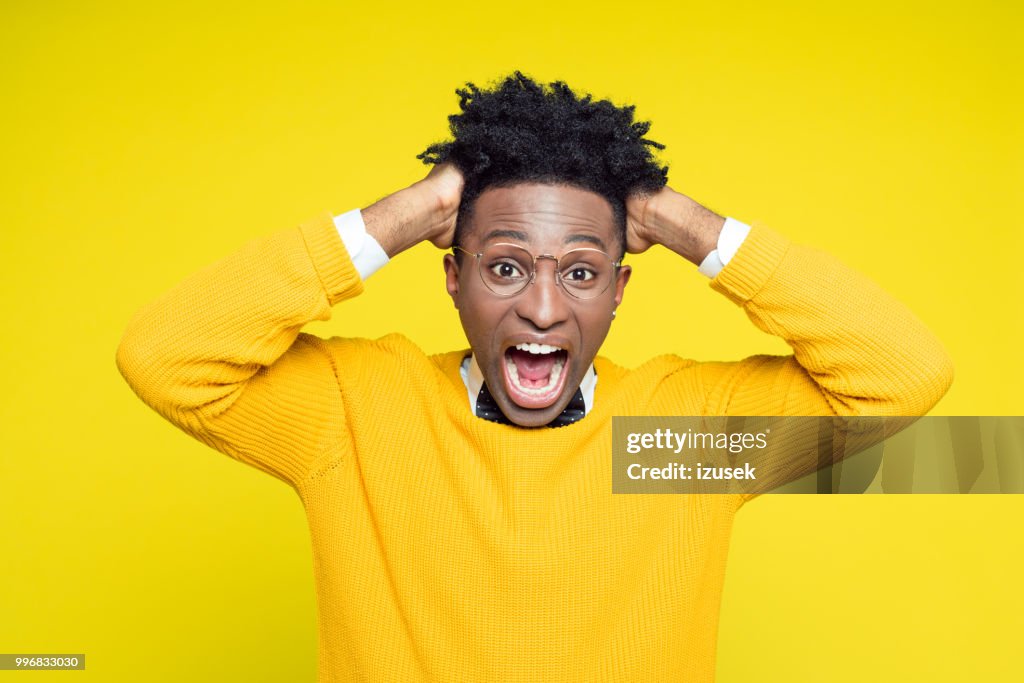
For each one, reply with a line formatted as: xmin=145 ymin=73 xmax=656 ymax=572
xmin=116 ymin=211 xmax=952 ymax=682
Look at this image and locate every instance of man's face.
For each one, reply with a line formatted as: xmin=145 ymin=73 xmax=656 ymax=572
xmin=443 ymin=182 xmax=631 ymax=427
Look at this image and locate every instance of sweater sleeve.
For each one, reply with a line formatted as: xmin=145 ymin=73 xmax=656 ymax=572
xmin=691 ymin=223 xmax=954 ymax=505
xmin=115 ymin=211 xmax=362 ymax=488
xmin=698 ymin=223 xmax=954 ymax=418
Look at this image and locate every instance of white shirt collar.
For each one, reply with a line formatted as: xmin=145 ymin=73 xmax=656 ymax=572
xmin=458 ymin=354 xmax=596 ymax=417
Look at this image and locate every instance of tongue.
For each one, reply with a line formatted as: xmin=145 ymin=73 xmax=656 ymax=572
xmin=509 ymin=348 xmax=557 ymax=381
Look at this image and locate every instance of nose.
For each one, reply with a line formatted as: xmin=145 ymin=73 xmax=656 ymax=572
xmin=514 ymin=257 xmax=571 ymax=329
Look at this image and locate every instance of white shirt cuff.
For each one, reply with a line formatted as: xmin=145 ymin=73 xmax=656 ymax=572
xmin=333 ymin=208 xmax=390 ymax=280
xmin=697 ymin=217 xmax=752 ymax=278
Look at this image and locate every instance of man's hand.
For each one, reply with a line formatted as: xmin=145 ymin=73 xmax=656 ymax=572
xmin=362 ymin=163 xmax=464 ymax=257
xmin=417 ymin=163 xmax=464 ymax=249
xmin=625 ymin=185 xmax=725 ymax=266
xmin=624 ymin=190 xmax=659 ymax=254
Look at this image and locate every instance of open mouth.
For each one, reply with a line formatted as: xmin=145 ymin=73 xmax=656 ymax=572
xmin=502 ymin=343 xmax=571 ymax=410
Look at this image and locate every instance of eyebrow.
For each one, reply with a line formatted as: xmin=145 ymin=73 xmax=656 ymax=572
xmin=564 ymin=233 xmax=607 ymax=249
xmin=480 ymin=229 xmax=608 ymax=250
xmin=481 ymin=229 xmax=529 ymax=243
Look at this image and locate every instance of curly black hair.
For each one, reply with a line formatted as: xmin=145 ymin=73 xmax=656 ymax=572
xmin=417 ymin=71 xmax=668 ymax=256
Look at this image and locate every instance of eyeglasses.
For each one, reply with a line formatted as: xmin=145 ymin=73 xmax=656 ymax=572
xmin=453 ymin=243 xmax=622 ymax=300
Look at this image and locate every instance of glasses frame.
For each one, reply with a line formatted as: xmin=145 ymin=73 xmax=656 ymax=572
xmin=452 ymin=242 xmax=623 ymax=300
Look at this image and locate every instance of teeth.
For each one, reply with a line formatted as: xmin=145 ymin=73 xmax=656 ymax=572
xmin=506 ymin=355 xmax=565 ymax=395
xmin=514 ymin=342 xmax=563 ymax=355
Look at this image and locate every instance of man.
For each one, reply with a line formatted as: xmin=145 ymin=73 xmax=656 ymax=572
xmin=116 ymin=72 xmax=953 ymax=681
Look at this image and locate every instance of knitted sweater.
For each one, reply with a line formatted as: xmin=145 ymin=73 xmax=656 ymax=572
xmin=116 ymin=211 xmax=953 ymax=682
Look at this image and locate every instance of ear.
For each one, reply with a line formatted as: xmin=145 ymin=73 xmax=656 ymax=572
xmin=613 ymin=264 xmax=631 ymax=307
xmin=443 ymin=253 xmax=460 ymax=307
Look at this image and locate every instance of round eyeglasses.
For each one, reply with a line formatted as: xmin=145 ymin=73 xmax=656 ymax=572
xmin=453 ymin=243 xmax=622 ymax=300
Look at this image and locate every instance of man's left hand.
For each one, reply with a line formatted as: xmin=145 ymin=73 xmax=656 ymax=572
xmin=625 ymin=185 xmax=725 ymax=266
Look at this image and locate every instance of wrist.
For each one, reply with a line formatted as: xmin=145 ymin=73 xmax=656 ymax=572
xmin=646 ymin=190 xmax=725 ymax=266
xmin=362 ymin=185 xmax=441 ymax=257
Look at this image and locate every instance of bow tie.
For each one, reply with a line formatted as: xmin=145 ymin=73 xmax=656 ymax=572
xmin=475 ymin=382 xmax=587 ymax=428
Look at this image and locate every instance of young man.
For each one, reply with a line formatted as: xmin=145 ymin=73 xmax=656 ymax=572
xmin=116 ymin=73 xmax=953 ymax=681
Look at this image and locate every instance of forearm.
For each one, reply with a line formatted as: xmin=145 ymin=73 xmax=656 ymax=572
xmin=633 ymin=188 xmax=726 ymax=265
xmin=115 ymin=212 xmax=359 ymax=435
xmin=116 ymin=161 xmax=461 ymax=429
xmin=361 ymin=165 xmax=463 ymax=256
xmin=707 ymin=224 xmax=954 ymax=416
xmin=362 ymin=185 xmax=439 ymax=257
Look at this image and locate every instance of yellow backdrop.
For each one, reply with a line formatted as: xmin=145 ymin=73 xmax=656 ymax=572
xmin=2 ymin=1 xmax=1021 ymax=680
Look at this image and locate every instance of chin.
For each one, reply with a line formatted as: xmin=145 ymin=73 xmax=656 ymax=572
xmin=501 ymin=398 xmax=570 ymax=428
xmin=490 ymin=358 xmax=581 ymax=428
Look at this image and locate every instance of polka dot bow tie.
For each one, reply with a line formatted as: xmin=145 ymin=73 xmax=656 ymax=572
xmin=474 ymin=382 xmax=587 ymax=428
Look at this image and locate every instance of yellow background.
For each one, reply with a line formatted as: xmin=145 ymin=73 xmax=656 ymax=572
xmin=2 ymin=1 xmax=1021 ymax=680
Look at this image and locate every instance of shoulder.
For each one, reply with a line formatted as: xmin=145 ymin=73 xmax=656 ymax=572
xmin=595 ymin=353 xmax=700 ymax=383
xmin=309 ymin=332 xmax=469 ymax=398
xmin=595 ymin=353 xmax=801 ymax=415
xmin=594 ymin=353 xmax=702 ymax=410
xmin=302 ymin=331 xmax=431 ymax=382
xmin=311 ymin=331 xmax=426 ymax=359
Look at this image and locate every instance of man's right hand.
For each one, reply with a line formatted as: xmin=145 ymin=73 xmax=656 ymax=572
xmin=361 ymin=163 xmax=464 ymax=257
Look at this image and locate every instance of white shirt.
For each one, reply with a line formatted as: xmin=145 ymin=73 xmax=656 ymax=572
xmin=331 ymin=207 xmax=751 ymax=418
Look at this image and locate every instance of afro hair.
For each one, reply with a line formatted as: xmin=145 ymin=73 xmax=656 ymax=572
xmin=417 ymin=71 xmax=668 ymax=255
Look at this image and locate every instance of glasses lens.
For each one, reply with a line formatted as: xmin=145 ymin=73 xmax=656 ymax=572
xmin=474 ymin=244 xmax=617 ymax=299
xmin=559 ymin=248 xmax=615 ymax=299
xmin=478 ymin=244 xmax=534 ymax=296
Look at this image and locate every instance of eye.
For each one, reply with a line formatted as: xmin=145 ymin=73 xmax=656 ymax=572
xmin=488 ymin=260 xmax=525 ymax=280
xmin=563 ymin=266 xmax=596 ymax=282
